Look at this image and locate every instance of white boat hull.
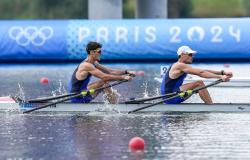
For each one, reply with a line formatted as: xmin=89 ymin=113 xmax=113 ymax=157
xmin=1 ymin=102 xmax=250 ymax=113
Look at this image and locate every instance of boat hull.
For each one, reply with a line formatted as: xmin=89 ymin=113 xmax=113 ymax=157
xmin=1 ymin=103 xmax=250 ymax=113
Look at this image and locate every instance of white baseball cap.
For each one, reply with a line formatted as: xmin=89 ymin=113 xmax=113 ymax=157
xmin=177 ymin=46 xmax=197 ymax=56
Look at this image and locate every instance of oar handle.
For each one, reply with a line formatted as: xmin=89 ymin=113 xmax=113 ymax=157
xmin=193 ymin=79 xmax=223 ymax=93
xmin=95 ymin=79 xmax=128 ymax=92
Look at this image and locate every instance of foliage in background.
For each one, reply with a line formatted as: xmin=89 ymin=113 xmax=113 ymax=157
xmin=123 ymin=0 xmax=135 ymax=18
xmin=168 ymin=0 xmax=193 ymax=18
xmin=122 ymin=0 xmax=192 ymax=18
xmin=0 ymin=0 xmax=87 ymax=19
xmin=190 ymin=0 xmax=246 ymax=17
xmin=0 ymin=0 xmax=250 ymax=19
xmin=242 ymin=0 xmax=250 ymax=16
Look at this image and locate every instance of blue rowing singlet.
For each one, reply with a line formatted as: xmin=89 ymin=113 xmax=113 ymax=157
xmin=69 ymin=62 xmax=94 ymax=103
xmin=161 ymin=65 xmax=187 ymax=104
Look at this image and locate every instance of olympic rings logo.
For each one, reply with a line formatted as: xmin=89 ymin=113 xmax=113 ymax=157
xmin=8 ymin=26 xmax=54 ymax=46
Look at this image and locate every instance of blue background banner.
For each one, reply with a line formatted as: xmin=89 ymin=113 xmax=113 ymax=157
xmin=0 ymin=18 xmax=249 ymax=61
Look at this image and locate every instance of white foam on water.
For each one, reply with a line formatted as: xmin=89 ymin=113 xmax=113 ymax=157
xmin=51 ymin=80 xmax=67 ymax=97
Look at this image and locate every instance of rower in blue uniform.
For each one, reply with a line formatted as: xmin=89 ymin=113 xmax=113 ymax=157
xmin=70 ymin=65 xmax=93 ymax=103
xmin=161 ymin=65 xmax=187 ymax=104
xmin=161 ymin=46 xmax=233 ymax=104
xmin=69 ymin=41 xmax=136 ymax=103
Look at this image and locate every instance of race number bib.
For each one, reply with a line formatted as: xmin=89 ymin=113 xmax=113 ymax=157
xmin=160 ymin=65 xmax=168 ymax=77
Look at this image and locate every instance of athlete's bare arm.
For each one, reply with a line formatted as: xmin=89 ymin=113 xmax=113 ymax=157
xmin=204 ymin=69 xmax=233 ymax=78
xmin=176 ymin=62 xmax=231 ymax=81
xmin=78 ymin=62 xmax=132 ymax=81
xmin=203 ymin=69 xmax=222 ymax=75
xmin=94 ymin=61 xmax=135 ymax=76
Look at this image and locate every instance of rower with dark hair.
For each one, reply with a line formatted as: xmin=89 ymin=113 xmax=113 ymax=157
xmin=69 ymin=41 xmax=135 ymax=103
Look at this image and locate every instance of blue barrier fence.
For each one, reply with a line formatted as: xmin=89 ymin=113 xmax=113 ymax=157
xmin=0 ymin=18 xmax=249 ymax=61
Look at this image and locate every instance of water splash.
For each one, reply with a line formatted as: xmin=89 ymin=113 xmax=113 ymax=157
xmin=142 ymin=81 xmax=149 ymax=98
xmin=97 ymin=87 xmax=121 ymax=113
xmin=51 ymin=80 xmax=67 ymax=96
xmin=155 ymin=88 xmax=160 ymax=96
xmin=102 ymin=87 xmax=121 ymax=104
xmin=15 ymin=83 xmax=25 ymax=102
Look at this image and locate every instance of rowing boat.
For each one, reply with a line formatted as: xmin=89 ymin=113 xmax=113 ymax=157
xmin=1 ymin=102 xmax=250 ymax=113
xmin=1 ymin=93 xmax=249 ymax=113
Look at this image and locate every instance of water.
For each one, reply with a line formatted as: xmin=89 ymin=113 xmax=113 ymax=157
xmin=1 ymin=113 xmax=250 ymax=159
xmin=1 ymin=62 xmax=250 ymax=159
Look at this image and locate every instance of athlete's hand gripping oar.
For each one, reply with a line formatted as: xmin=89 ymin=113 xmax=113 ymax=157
xmin=23 ymin=80 xmax=129 ymax=114
xmin=128 ymin=79 xmax=223 ymax=114
xmin=27 ymin=93 xmax=78 ymax=103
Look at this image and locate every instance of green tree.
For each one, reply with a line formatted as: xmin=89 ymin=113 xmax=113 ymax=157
xmin=123 ymin=0 xmax=135 ymax=18
xmin=190 ymin=0 xmax=246 ymax=17
xmin=241 ymin=0 xmax=250 ymax=16
xmin=0 ymin=0 xmax=88 ymax=19
xmin=168 ymin=0 xmax=193 ymax=18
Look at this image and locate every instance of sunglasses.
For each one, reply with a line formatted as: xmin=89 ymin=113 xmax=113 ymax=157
xmin=186 ymin=53 xmax=193 ymax=57
xmin=94 ymin=50 xmax=102 ymax=54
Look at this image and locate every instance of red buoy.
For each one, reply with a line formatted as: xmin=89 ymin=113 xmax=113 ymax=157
xmin=129 ymin=137 xmax=145 ymax=151
xmin=136 ymin=71 xmax=145 ymax=76
xmin=223 ymin=64 xmax=230 ymax=68
xmin=40 ymin=77 xmax=49 ymax=84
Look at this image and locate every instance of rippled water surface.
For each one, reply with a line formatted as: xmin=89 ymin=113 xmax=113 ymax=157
xmin=1 ymin=113 xmax=250 ymax=159
xmin=1 ymin=63 xmax=250 ymax=159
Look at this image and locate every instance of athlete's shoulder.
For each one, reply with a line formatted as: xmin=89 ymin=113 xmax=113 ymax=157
xmin=79 ymin=61 xmax=95 ymax=71
xmin=174 ymin=62 xmax=190 ymax=68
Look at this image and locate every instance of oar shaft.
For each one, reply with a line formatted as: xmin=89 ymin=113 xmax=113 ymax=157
xmin=23 ymin=93 xmax=82 ymax=113
xmin=28 ymin=93 xmax=77 ymax=103
xmin=193 ymin=79 xmax=223 ymax=93
xmin=128 ymin=94 xmax=180 ymax=113
xmin=27 ymin=78 xmax=129 ymax=103
xmin=128 ymin=79 xmax=223 ymax=113
xmin=23 ymin=80 xmax=128 ymax=113
xmin=125 ymin=92 xmax=177 ymax=104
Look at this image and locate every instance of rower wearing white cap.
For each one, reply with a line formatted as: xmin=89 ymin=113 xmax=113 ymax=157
xmin=161 ymin=46 xmax=233 ymax=104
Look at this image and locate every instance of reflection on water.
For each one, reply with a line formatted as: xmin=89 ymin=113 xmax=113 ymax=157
xmin=1 ymin=112 xmax=250 ymax=159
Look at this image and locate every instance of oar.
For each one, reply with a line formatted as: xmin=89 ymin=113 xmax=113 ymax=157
xmin=125 ymin=92 xmax=177 ymax=104
xmin=128 ymin=79 xmax=223 ymax=114
xmin=27 ymin=71 xmax=143 ymax=103
xmin=23 ymin=80 xmax=128 ymax=114
xmin=27 ymin=93 xmax=77 ymax=103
